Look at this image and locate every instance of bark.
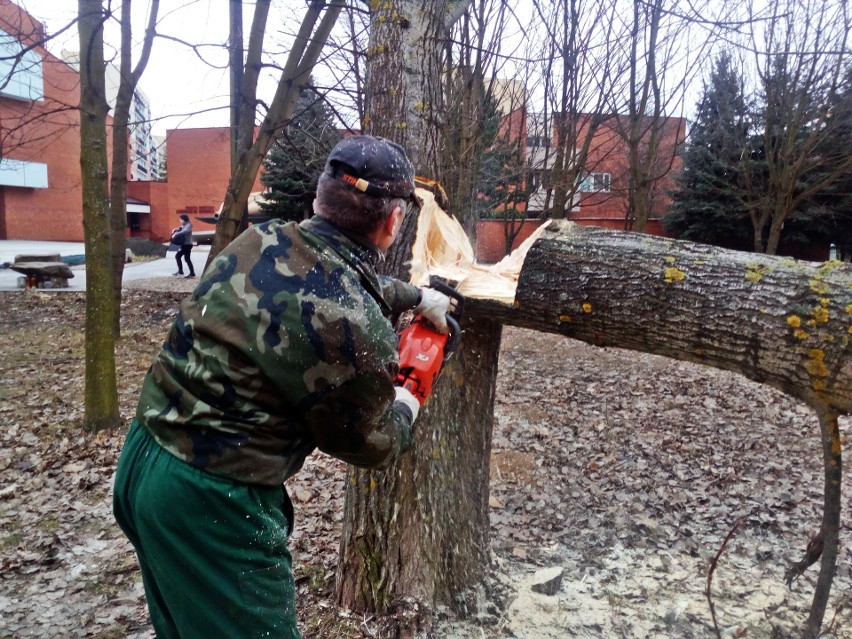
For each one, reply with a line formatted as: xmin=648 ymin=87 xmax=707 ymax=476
xmin=336 ymin=317 xmax=500 ymax=627
xmin=467 ymin=220 xmax=851 ymax=414
xmin=206 ymin=1 xmax=343 ymax=266
xmin=109 ymin=0 xmax=158 ymax=337
xmin=364 ymin=1 xmax=471 ymax=176
xmin=78 ymin=0 xmax=119 ymax=431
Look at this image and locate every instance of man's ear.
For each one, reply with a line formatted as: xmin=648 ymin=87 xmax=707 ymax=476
xmin=383 ymin=206 xmax=401 ymax=236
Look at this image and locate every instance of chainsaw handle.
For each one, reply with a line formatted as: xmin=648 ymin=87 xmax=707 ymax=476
xmin=444 ymin=314 xmax=462 ymax=356
xmin=428 ymin=276 xmax=464 ymax=319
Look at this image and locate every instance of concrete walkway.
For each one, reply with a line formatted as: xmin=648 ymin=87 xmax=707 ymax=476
xmin=0 ymin=240 xmax=210 ymax=291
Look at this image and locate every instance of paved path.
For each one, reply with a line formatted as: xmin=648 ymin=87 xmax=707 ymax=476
xmin=0 ymin=240 xmax=210 ymax=291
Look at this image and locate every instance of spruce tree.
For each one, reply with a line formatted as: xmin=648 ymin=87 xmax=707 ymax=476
xmin=260 ymin=85 xmax=340 ymax=222
xmin=665 ymin=52 xmax=753 ymax=250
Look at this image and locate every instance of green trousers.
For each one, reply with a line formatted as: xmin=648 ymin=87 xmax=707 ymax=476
xmin=113 ymin=420 xmax=300 ymax=638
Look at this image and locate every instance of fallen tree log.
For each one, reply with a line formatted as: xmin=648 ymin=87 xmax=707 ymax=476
xmin=407 ymin=199 xmax=849 ymax=414
xmin=463 ymin=219 xmax=851 ymax=415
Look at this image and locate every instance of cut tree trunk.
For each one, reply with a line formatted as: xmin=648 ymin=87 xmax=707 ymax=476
xmin=468 ymin=219 xmax=850 ymax=414
xmin=337 ymin=193 xmax=850 ymax=636
xmin=336 ymin=316 xmax=500 ymax=626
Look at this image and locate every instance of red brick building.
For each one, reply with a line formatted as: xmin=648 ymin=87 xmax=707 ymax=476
xmin=126 ymin=128 xmax=262 ymax=243
xmin=0 ymin=1 xmax=260 ymax=244
xmin=0 ymin=0 xmax=90 ymax=241
xmin=475 ymin=108 xmax=686 ymax=261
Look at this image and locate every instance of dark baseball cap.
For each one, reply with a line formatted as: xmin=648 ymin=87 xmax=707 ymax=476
xmin=325 ymin=135 xmax=415 ymax=200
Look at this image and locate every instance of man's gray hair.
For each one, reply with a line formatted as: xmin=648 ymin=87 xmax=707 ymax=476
xmin=313 ymin=172 xmax=405 ymax=235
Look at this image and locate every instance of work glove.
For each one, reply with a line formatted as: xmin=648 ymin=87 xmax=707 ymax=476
xmin=415 ymin=287 xmax=452 ymax=334
xmin=394 ymin=385 xmax=420 ymax=422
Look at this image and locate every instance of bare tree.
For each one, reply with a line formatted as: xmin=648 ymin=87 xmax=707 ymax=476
xmin=607 ymin=0 xmax=716 ymax=232
xmin=205 ymin=0 xmax=344 ymax=265
xmin=77 ymin=0 xmax=119 ymax=431
xmin=108 ymin=0 xmax=159 ymax=336
xmin=532 ymin=0 xmax=622 ymax=220
xmin=440 ymin=0 xmax=515 ymax=235
xmin=740 ymin=0 xmax=852 ymax=255
xmin=320 ymin=2 xmax=370 ymax=131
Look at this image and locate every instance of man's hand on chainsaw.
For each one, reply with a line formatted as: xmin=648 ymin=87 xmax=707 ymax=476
xmin=415 ymin=287 xmax=454 ymax=334
xmin=394 ymin=386 xmax=420 ymax=422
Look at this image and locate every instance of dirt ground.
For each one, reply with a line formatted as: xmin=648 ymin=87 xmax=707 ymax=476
xmin=0 ymin=284 xmax=849 ymax=639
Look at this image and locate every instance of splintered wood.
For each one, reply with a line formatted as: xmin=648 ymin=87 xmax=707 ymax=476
xmin=408 ymin=188 xmax=548 ymax=304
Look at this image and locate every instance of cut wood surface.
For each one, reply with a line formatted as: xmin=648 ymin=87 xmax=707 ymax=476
xmin=412 ymin=199 xmax=851 ymax=414
xmin=409 ymin=188 xmax=546 ymax=304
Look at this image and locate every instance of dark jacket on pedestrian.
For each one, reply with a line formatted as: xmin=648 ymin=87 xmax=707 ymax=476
xmin=171 ymin=220 xmax=193 ymax=246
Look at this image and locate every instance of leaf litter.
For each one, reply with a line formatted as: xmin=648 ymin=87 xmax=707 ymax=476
xmin=0 ymin=290 xmax=849 ymax=638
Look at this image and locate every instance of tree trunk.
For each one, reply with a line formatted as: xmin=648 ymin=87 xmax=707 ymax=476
xmin=468 ymin=220 xmax=850 ymax=413
xmin=206 ymin=1 xmax=342 ymax=266
xmin=336 ymin=318 xmax=500 ymax=628
xmin=765 ymin=208 xmax=784 ymax=255
xmin=108 ymin=1 xmax=158 ymax=338
xmin=364 ymin=1 xmax=470 ymax=176
xmin=804 ymin=409 xmax=842 ymax=639
xmin=339 ymin=2 xmax=492 ymax=628
xmin=78 ymin=0 xmax=119 ymax=431
xmin=750 ymin=209 xmax=767 ymax=254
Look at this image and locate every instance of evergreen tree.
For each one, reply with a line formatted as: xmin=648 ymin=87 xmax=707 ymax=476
xmin=261 ymin=85 xmax=340 ymax=222
xmin=665 ymin=52 xmax=753 ymax=250
xmin=471 ymin=92 xmax=517 ymax=218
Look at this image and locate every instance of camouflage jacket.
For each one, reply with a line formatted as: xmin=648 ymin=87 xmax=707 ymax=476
xmin=136 ymin=216 xmax=421 ymax=486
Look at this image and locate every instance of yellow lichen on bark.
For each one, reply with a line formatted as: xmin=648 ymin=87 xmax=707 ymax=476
xmin=805 ymin=349 xmax=830 ymax=391
xmin=664 ymin=267 xmax=685 ymax=283
xmin=745 ymin=263 xmax=771 ymax=283
xmin=812 ymin=304 xmax=830 ymax=324
xmin=809 ymin=279 xmax=830 ymax=295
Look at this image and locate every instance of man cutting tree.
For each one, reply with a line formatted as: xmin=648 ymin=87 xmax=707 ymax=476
xmin=113 ymin=135 xmax=452 ymax=638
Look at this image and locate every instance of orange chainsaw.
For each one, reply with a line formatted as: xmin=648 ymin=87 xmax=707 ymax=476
xmin=395 ymin=278 xmax=464 ymax=405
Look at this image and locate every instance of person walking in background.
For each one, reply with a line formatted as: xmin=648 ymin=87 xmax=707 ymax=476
xmin=171 ymin=213 xmax=195 ymax=278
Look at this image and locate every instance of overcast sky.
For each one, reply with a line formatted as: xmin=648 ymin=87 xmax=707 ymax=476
xmin=19 ymin=0 xmax=292 ymax=135
xmin=16 ymin=0 xmax=723 ymax=138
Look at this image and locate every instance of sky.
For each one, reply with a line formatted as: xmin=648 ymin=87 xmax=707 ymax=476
xmin=14 ymin=0 xmax=728 ymax=138
xmin=18 ymin=0 xmax=294 ymax=136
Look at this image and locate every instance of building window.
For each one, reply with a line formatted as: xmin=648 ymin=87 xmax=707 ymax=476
xmin=579 ymin=172 xmax=611 ymax=193
xmin=0 ymin=29 xmax=44 ymax=101
xmin=0 ymin=158 xmax=48 ymax=187
xmin=528 ymin=169 xmax=551 ymax=192
xmin=526 ymin=112 xmax=551 ymax=148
